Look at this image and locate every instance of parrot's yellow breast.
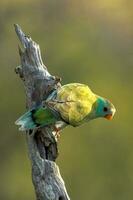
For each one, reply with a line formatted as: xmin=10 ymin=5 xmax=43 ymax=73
xmin=54 ymin=83 xmax=97 ymax=126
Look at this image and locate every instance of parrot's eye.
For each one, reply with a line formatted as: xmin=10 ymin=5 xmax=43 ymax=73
xmin=103 ymin=107 xmax=108 ymax=112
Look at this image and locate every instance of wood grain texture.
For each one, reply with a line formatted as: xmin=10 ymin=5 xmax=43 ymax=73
xmin=14 ymin=24 xmax=70 ymax=200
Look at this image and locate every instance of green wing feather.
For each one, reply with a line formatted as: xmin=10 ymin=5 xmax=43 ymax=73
xmin=33 ymin=107 xmax=57 ymax=126
xmin=15 ymin=107 xmax=58 ymax=131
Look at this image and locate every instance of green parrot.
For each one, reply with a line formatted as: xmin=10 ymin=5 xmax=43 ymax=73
xmin=15 ymin=83 xmax=116 ymax=132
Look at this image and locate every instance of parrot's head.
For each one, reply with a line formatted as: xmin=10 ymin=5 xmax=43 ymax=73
xmin=94 ymin=96 xmax=116 ymax=120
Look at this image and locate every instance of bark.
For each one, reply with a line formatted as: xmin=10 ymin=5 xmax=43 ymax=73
xmin=14 ymin=24 xmax=70 ymax=200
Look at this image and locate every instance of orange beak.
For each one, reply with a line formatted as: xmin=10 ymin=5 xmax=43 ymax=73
xmin=105 ymin=114 xmax=113 ymax=120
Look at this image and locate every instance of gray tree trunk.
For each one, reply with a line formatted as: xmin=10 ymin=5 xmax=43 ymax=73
xmin=14 ymin=24 xmax=70 ymax=200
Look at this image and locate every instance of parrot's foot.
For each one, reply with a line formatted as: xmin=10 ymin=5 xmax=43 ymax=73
xmin=53 ymin=126 xmax=61 ymax=140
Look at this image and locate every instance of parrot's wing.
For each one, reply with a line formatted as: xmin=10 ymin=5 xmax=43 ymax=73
xmin=54 ymin=83 xmax=97 ymax=126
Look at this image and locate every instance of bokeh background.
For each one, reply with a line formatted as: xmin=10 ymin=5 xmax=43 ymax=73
xmin=0 ymin=0 xmax=133 ymax=199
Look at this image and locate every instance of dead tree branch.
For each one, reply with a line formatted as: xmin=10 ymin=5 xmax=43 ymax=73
xmin=14 ymin=24 xmax=70 ymax=200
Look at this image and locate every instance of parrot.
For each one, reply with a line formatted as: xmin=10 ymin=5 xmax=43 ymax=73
xmin=15 ymin=83 xmax=116 ymax=132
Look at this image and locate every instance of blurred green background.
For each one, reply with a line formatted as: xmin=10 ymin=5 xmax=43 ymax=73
xmin=0 ymin=0 xmax=133 ymax=199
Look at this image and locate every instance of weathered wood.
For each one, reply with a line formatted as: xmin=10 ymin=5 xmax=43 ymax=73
xmin=14 ymin=24 xmax=70 ymax=200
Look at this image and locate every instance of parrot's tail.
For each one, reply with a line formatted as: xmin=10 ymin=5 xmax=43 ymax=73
xmin=15 ymin=110 xmax=36 ymax=131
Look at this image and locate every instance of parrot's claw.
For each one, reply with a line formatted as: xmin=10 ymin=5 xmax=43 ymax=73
xmin=53 ymin=126 xmax=61 ymax=140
